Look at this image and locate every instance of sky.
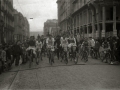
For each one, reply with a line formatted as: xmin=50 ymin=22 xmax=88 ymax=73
xmin=13 ymin=0 xmax=57 ymax=32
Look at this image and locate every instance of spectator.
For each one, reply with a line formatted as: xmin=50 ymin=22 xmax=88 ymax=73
xmin=12 ymin=40 xmax=22 ymax=66
xmin=6 ymin=45 xmax=13 ymax=70
xmin=1 ymin=46 xmax=6 ymax=62
xmin=0 ymin=45 xmax=2 ymax=74
xmin=0 ymin=46 xmax=7 ymax=72
xmin=116 ymin=36 xmax=120 ymax=62
xmin=21 ymin=43 xmax=27 ymax=64
xmin=94 ymin=39 xmax=100 ymax=59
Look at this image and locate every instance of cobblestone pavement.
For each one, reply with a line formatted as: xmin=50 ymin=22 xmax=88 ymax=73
xmin=0 ymin=56 xmax=120 ymax=90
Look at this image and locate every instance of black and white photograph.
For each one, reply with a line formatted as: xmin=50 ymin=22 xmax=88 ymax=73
xmin=0 ymin=0 xmax=120 ymax=90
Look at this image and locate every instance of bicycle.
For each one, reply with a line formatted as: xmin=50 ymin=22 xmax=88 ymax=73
xmin=78 ymin=44 xmax=83 ymax=60
xmin=21 ymin=51 xmax=27 ymax=64
xmin=62 ymin=47 xmax=68 ymax=65
xmin=28 ymin=49 xmax=39 ymax=68
xmin=69 ymin=45 xmax=78 ymax=64
xmin=104 ymin=49 xmax=111 ymax=64
xmin=81 ymin=46 xmax=88 ymax=62
xmin=36 ymin=48 xmax=42 ymax=63
xmin=99 ymin=46 xmax=105 ymax=60
xmin=90 ymin=47 xmax=96 ymax=59
xmin=48 ymin=46 xmax=55 ymax=65
xmin=100 ymin=48 xmax=111 ymax=64
xmin=27 ymin=49 xmax=34 ymax=68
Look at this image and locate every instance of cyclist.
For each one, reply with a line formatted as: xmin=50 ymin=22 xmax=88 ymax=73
xmin=102 ymin=38 xmax=110 ymax=50
xmin=36 ymin=38 xmax=43 ymax=61
xmin=81 ymin=38 xmax=89 ymax=61
xmin=61 ymin=34 xmax=69 ymax=48
xmin=68 ymin=34 xmax=77 ymax=60
xmin=68 ymin=34 xmax=76 ymax=50
xmin=102 ymin=38 xmax=111 ymax=62
xmin=60 ymin=34 xmax=68 ymax=62
xmin=26 ymin=36 xmax=38 ymax=65
xmin=46 ymin=34 xmax=55 ymax=63
xmin=42 ymin=37 xmax=47 ymax=57
xmin=54 ymin=35 xmax=61 ymax=60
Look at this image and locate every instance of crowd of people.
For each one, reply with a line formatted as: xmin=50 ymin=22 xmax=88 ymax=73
xmin=0 ymin=34 xmax=120 ymax=74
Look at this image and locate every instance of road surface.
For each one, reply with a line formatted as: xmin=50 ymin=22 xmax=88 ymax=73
xmin=0 ymin=56 xmax=120 ymax=90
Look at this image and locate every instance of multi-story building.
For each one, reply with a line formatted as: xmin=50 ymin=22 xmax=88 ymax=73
xmin=57 ymin=0 xmax=120 ymax=38
xmin=24 ymin=17 xmax=30 ymax=39
xmin=57 ymin=0 xmax=71 ymax=34
xmin=44 ymin=19 xmax=59 ymax=37
xmin=14 ymin=9 xmax=30 ymax=42
xmin=0 ymin=0 xmax=14 ymax=44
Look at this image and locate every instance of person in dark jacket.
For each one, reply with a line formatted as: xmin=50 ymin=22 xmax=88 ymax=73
xmin=12 ymin=40 xmax=22 ymax=66
xmin=94 ymin=39 xmax=100 ymax=59
xmin=54 ymin=35 xmax=61 ymax=60
xmin=116 ymin=37 xmax=120 ymax=62
xmin=6 ymin=45 xmax=13 ymax=69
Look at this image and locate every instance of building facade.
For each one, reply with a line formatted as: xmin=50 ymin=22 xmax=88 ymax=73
xmin=44 ymin=19 xmax=59 ymax=37
xmin=14 ymin=9 xmax=30 ymax=42
xmin=24 ymin=17 xmax=30 ymax=39
xmin=0 ymin=0 xmax=14 ymax=44
xmin=57 ymin=0 xmax=120 ymax=38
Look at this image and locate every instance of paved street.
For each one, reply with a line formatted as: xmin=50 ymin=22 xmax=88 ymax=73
xmin=0 ymin=56 xmax=120 ymax=90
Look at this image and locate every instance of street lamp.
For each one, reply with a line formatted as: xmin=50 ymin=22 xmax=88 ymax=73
xmin=29 ymin=18 xmax=33 ymax=22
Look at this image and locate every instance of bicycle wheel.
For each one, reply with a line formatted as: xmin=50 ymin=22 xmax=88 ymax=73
xmin=65 ymin=58 xmax=68 ymax=65
xmin=50 ymin=52 xmax=53 ymax=65
xmin=90 ymin=50 xmax=93 ymax=57
xmin=90 ymin=50 xmax=95 ymax=59
xmin=29 ymin=56 xmax=32 ymax=68
xmin=64 ymin=53 xmax=68 ymax=65
xmin=83 ymin=51 xmax=88 ymax=62
xmin=49 ymin=53 xmax=51 ymax=64
xmin=74 ymin=57 xmax=78 ymax=64
xmin=99 ymin=51 xmax=104 ymax=61
xmin=92 ymin=52 xmax=96 ymax=59
xmin=4 ymin=63 xmax=8 ymax=72
xmin=106 ymin=53 xmax=111 ymax=64
xmin=75 ymin=53 xmax=79 ymax=64
xmin=59 ymin=52 xmax=63 ymax=61
xmin=36 ymin=51 xmax=39 ymax=64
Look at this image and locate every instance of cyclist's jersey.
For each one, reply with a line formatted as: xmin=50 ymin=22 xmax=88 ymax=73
xmin=68 ymin=37 xmax=76 ymax=45
xmin=46 ymin=38 xmax=55 ymax=46
xmin=36 ymin=41 xmax=42 ymax=49
xmin=61 ymin=38 xmax=68 ymax=46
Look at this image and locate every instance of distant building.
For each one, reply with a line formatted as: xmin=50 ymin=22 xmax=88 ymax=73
xmin=24 ymin=17 xmax=30 ymax=38
xmin=57 ymin=0 xmax=120 ymax=38
xmin=14 ymin=9 xmax=30 ymax=42
xmin=30 ymin=31 xmax=43 ymax=39
xmin=43 ymin=19 xmax=59 ymax=37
